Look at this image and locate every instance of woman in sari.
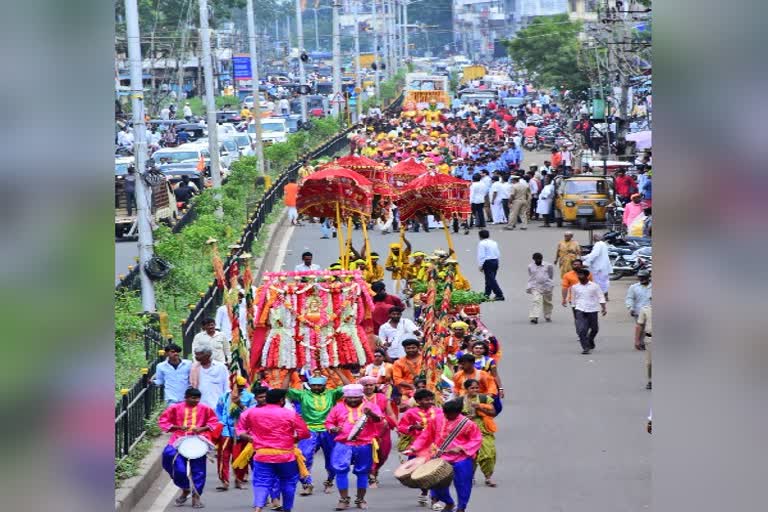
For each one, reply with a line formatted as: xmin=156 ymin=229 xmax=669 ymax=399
xmin=462 ymin=379 xmax=498 ymax=487
xmin=554 ymin=231 xmax=581 ymax=277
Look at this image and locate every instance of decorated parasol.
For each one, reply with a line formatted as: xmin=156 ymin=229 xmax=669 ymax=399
xmin=297 ymin=166 xmax=373 ymax=268
xmin=395 ymin=171 xmax=470 ymax=222
xmin=390 ymin=158 xmax=428 ymax=187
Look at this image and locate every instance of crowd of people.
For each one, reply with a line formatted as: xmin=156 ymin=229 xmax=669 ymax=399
xmin=153 ymin=238 xmax=507 ymax=511
xmin=151 ymin=68 xmax=653 ymax=510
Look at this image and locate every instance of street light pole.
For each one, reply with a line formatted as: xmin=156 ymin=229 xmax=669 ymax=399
xmin=198 ymin=0 xmax=223 ymax=219
xmin=373 ymin=0 xmax=380 ymax=102
xmin=403 ymin=0 xmax=409 ymax=60
xmin=124 ymin=0 xmax=156 ymax=312
xmin=295 ymin=0 xmax=308 ymax=124
xmin=331 ymin=0 xmax=342 ymax=118
xmin=246 ymin=0 xmax=265 ymax=175
xmin=314 ymin=7 xmax=320 ymax=51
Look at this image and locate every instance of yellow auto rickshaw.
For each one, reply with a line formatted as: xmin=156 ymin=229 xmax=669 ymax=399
xmin=553 ymin=175 xmax=614 ymax=229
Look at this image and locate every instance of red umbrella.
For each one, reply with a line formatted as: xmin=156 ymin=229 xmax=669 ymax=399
xmin=395 ymin=171 xmax=470 ymax=222
xmin=390 ymin=158 xmax=428 ymax=186
xmin=372 ymin=180 xmax=398 ymax=198
xmin=297 ymin=165 xmax=373 ymax=218
xmin=333 ymin=155 xmax=389 ymax=183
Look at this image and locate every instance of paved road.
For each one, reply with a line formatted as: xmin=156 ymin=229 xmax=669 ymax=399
xmin=116 ymin=239 xmax=138 ymax=284
xmin=134 ymin=150 xmax=650 ymax=511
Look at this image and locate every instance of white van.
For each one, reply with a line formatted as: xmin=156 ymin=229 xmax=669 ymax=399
xmin=248 ymin=117 xmax=288 ymax=145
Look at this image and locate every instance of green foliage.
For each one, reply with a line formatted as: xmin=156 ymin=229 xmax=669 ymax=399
xmin=505 ymin=14 xmax=591 ymax=94
xmin=182 ymin=95 xmax=240 ymax=116
xmin=115 ymin=290 xmax=150 ymax=393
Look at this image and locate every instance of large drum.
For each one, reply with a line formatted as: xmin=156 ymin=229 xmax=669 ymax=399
xmin=394 ymin=456 xmax=427 ymax=488
xmin=175 ymin=435 xmax=213 ymax=460
xmin=410 ymin=458 xmax=454 ymax=489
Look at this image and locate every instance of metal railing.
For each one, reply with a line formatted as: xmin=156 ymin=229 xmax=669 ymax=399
xmin=115 ymin=327 xmax=167 ymax=461
xmin=114 ymin=93 xmax=404 ymax=459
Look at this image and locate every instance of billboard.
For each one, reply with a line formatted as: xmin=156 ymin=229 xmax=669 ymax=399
xmin=232 ymin=55 xmax=252 ymax=80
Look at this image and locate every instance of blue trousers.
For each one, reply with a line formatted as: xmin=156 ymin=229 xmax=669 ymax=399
xmin=251 ymin=460 xmax=300 ymax=512
xmin=331 ymin=442 xmax=373 ymax=491
xmin=430 ymin=457 xmax=474 ymax=510
xmin=162 ymin=445 xmax=207 ymax=495
xmin=298 ymin=430 xmax=337 ymax=484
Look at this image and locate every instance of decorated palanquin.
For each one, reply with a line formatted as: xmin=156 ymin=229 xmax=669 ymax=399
xmin=249 ymin=271 xmax=376 ymax=375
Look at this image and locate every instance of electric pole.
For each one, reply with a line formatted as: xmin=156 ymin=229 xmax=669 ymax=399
xmin=124 ymin=0 xmax=156 ymax=312
xmin=246 ymin=0 xmax=265 ymax=175
xmin=373 ymin=0 xmax=381 ymax=102
xmin=353 ymin=0 xmax=362 ymax=121
xmin=296 ymin=0 xmax=308 ymax=124
xmin=331 ymin=0 xmax=342 ymax=118
xmin=198 ymin=0 xmax=223 ymax=220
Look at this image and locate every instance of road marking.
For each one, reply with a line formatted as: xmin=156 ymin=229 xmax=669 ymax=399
xmin=145 ymin=479 xmax=177 ymax=512
xmin=272 ymin=224 xmax=295 ymax=272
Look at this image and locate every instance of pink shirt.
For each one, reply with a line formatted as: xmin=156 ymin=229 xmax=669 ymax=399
xmin=158 ymin=402 xmax=220 ymax=445
xmin=236 ymin=404 xmax=311 ymax=463
xmin=396 ymin=406 xmax=444 ymax=436
xmin=623 ymin=201 xmax=646 ymax=227
xmin=409 ymin=413 xmax=483 ymax=463
xmin=325 ymin=402 xmax=383 ymax=445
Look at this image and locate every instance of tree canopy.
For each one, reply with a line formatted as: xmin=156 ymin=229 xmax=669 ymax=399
xmin=504 ymin=14 xmax=590 ymax=94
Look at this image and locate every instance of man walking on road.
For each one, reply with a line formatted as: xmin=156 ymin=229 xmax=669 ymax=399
xmin=504 ymin=176 xmax=531 ymax=230
xmin=469 ymin=174 xmax=487 ymax=230
xmin=571 ymin=268 xmax=606 ymax=354
xmin=582 ymin=233 xmax=613 ymax=299
xmin=635 ymin=300 xmax=653 ymax=390
xmin=625 ymin=270 xmax=652 ymax=349
xmin=527 ymin=252 xmax=554 ymax=324
xmin=477 ymin=230 xmax=505 ymax=301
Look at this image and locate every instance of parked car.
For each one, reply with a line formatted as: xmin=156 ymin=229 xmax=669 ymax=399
xmin=216 ymin=111 xmax=242 ymax=124
xmin=248 ymin=117 xmax=288 ymax=144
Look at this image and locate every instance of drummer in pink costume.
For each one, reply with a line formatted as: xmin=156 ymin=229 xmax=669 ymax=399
xmin=405 ymin=399 xmax=483 ymax=512
xmin=359 ymin=376 xmax=397 ymax=488
xmin=158 ymin=387 xmax=220 ymax=508
xmin=325 ymin=383 xmax=383 ymax=510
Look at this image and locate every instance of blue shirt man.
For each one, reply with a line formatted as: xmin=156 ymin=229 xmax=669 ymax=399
xmin=215 ymin=377 xmax=257 ymax=438
xmin=152 ymin=344 xmax=192 ymax=404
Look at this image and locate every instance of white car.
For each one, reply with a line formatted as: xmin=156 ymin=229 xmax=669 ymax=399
xmin=243 ymin=94 xmax=269 ymax=110
xmin=247 ymin=117 xmax=288 ymax=144
xmin=174 ymin=141 xmax=234 ymax=173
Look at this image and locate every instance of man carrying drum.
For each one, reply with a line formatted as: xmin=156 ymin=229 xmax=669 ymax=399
xmin=325 ymin=384 xmax=384 ymax=510
xmin=396 ymin=388 xmax=444 ymax=506
xmin=404 ymin=399 xmax=483 ymax=512
xmin=158 ymin=387 xmax=220 ymax=509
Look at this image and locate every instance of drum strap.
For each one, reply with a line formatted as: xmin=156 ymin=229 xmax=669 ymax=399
xmin=436 ymin=417 xmax=470 ymax=457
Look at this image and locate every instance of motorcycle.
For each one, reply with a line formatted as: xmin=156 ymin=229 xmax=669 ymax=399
xmin=609 ymin=246 xmax=652 ymax=280
xmin=523 ymin=136 xmax=540 ymax=151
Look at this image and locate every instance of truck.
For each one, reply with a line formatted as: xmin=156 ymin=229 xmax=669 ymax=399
xmin=404 ymin=72 xmax=450 ymax=108
xmin=114 ymin=157 xmax=178 ymax=238
xmin=460 ymin=64 xmax=487 ymax=84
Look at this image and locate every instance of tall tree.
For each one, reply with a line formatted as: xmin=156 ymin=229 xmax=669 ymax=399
xmin=504 ymin=14 xmax=590 ymax=94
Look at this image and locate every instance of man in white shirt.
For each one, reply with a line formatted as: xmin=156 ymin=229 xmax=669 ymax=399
xmin=477 ymin=229 xmax=505 ymax=301
xmin=570 ymin=268 xmax=607 ymax=354
xmin=192 ymin=317 xmax=231 ymax=364
xmin=377 ymin=306 xmax=421 ymax=360
xmin=279 ymin=98 xmax=290 ymax=116
xmin=582 ymin=233 xmax=613 ymax=298
xmin=499 ymin=177 xmax=513 ymax=221
xmin=160 ymin=106 xmax=170 ymax=120
xmin=191 ymin=344 xmax=230 ymax=409
xmin=468 ymin=174 xmax=487 ymax=230
xmin=183 ymin=102 xmax=193 ymax=120
xmin=295 ymin=251 xmax=321 ymax=272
